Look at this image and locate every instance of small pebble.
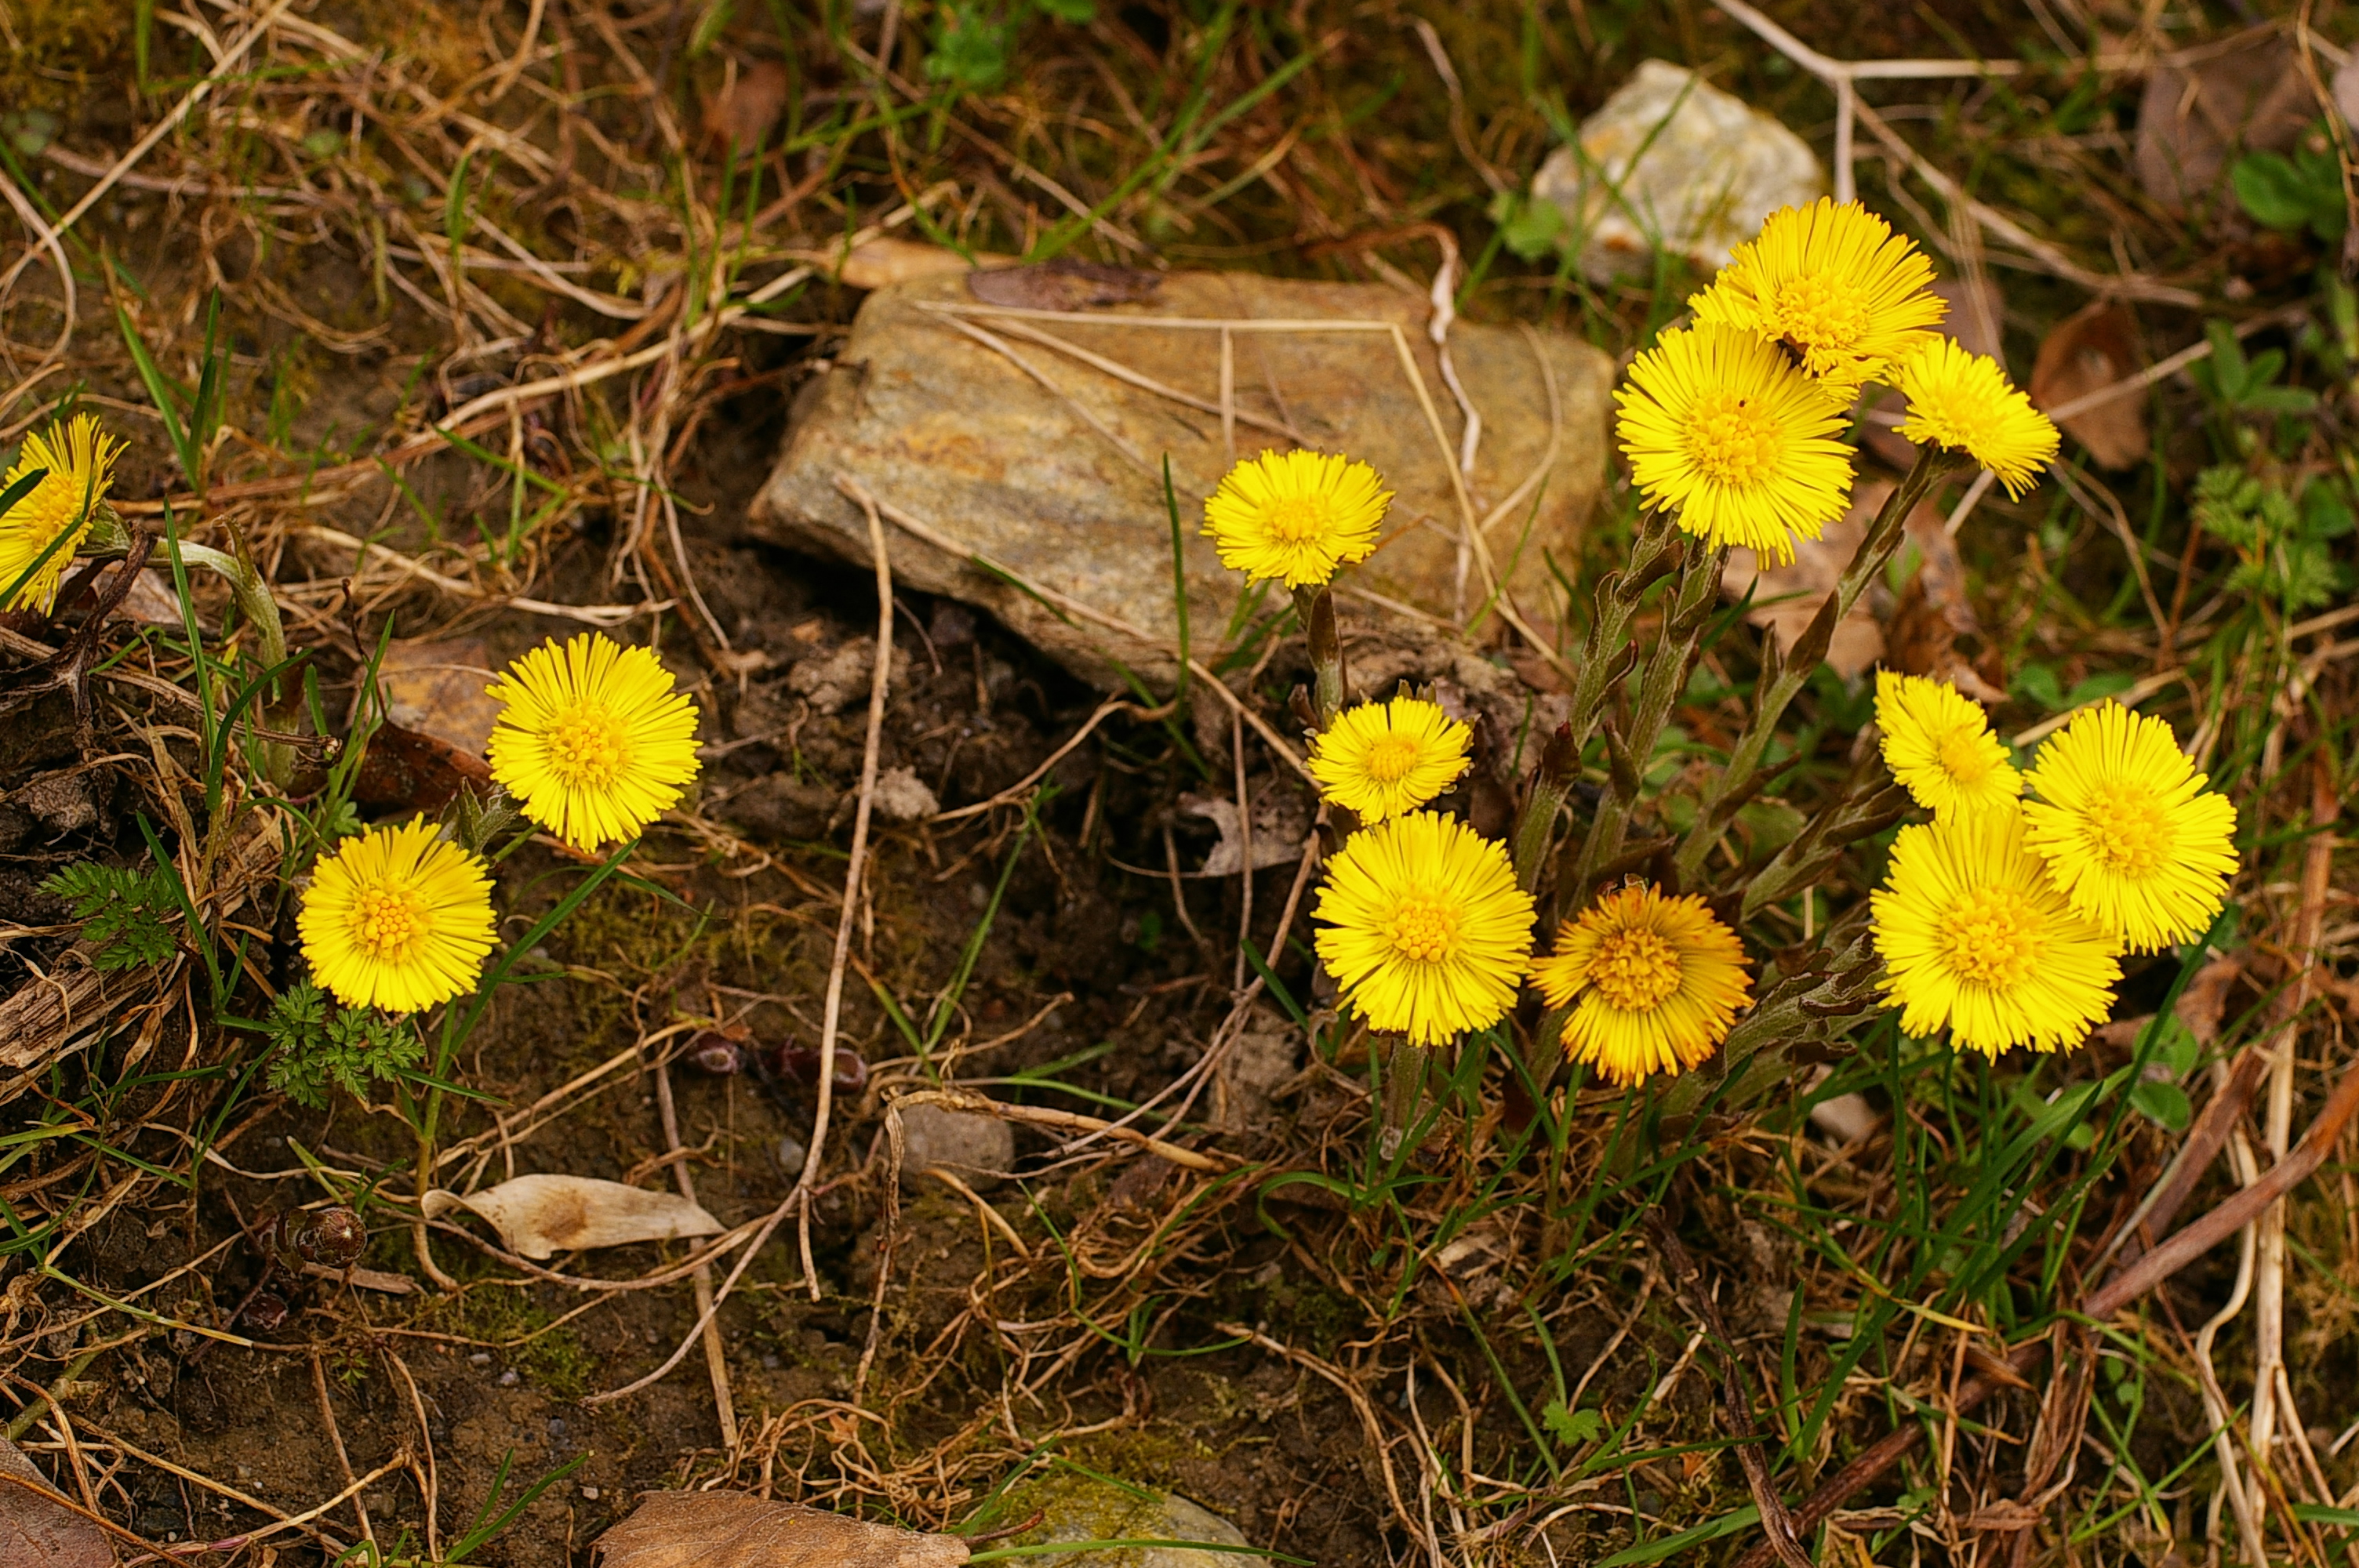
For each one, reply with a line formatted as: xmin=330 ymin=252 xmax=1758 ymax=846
xmin=761 ymin=1353 xmax=781 ymax=1370
xmin=467 ymin=1352 xmax=492 ymax=1366
xmin=547 ymin=1417 xmax=567 ymax=1439
xmin=776 ymin=1133 xmax=807 ymax=1169
xmin=498 ymin=1369 xmax=519 ymax=1387
xmin=580 ymin=1486 xmax=601 ymax=1501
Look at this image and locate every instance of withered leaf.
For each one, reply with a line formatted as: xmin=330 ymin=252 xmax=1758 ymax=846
xmin=2133 ymin=31 xmax=2311 ymax=210
xmin=423 ymin=1175 xmax=722 ymax=1261
xmin=827 ymin=238 xmax=1008 ymax=292
xmin=1180 ymin=789 xmax=1311 ymax=877
xmin=351 ymin=719 xmax=493 ymax=812
xmin=967 ymin=257 xmax=1164 ymax=312
xmin=2030 ymin=303 xmax=2147 ymax=472
xmin=378 ymin=636 xmax=503 ymax=757
xmin=702 ymin=61 xmax=791 ymax=156
xmin=0 ymin=1436 xmax=110 ymax=1568
xmin=594 ymin=1490 xmax=969 ymax=1568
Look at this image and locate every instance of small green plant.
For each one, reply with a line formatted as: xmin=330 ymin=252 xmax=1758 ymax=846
xmin=39 ymin=862 xmax=179 ymax=972
xmin=2192 ymin=463 xmax=2353 ymax=612
xmin=263 ymin=979 xmax=424 ymax=1109
xmin=2190 ymin=318 xmax=2319 ymax=424
xmin=2232 ymin=128 xmax=2348 ymax=241
xmin=925 ymin=0 xmax=1094 ymax=93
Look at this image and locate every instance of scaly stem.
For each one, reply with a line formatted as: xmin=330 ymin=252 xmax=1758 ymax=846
xmin=1510 ymin=722 xmax=1578 ymax=894
xmin=1377 ymin=1034 xmax=1427 ymax=1160
xmin=1293 ymin=583 xmax=1347 ymax=731
xmin=1670 ymin=449 xmax=1957 ymax=888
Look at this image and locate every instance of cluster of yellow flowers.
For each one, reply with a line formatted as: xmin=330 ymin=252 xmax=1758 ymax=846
xmin=300 ymin=633 xmax=702 ymax=1015
xmin=1871 ymin=674 xmax=2237 ymax=1055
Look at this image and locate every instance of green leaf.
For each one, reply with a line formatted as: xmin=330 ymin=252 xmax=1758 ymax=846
xmin=1596 ymin=1507 xmax=1761 ymax=1567
xmin=2130 ymin=1077 xmax=2192 ymax=1132
xmin=2295 ymin=1504 xmax=2359 ymax=1528
xmin=2232 ymin=151 xmax=2320 ymax=230
xmin=1542 ymin=1398 xmax=1605 ymax=1446
xmin=1495 ymin=191 xmax=1568 ymax=261
xmin=39 ymin=862 xmax=179 ymax=973
xmin=2012 ymin=662 xmax=2064 ymax=712
xmin=926 ymin=1 xmax=1016 ymax=90
xmin=2063 ymin=670 xmax=2137 ymax=709
xmin=1034 ymin=0 xmax=1096 ymax=21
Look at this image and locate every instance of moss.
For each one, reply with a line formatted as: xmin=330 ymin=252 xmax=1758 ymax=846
xmin=413 ymin=1284 xmax=596 ymax=1400
xmin=0 ymin=0 xmax=127 ymax=114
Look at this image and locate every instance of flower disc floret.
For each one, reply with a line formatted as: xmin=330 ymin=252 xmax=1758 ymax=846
xmin=1689 ymin=198 xmax=1946 ymax=397
xmin=1892 ymin=337 xmax=2060 ymax=499
xmin=1530 ymin=883 xmax=1750 ymax=1085
xmin=1201 ymin=449 xmax=1392 ymax=589
xmin=1307 ymin=697 xmax=1472 ymax=822
xmin=1614 ymin=323 xmax=1855 ymax=564
xmin=1313 ymin=811 xmax=1534 ymax=1047
xmin=1871 ymin=807 xmax=2121 ymax=1055
xmin=0 ymin=414 xmax=122 ymax=614
xmin=298 ymin=820 xmax=496 ymax=1014
xmin=2021 ymin=702 xmax=2238 ymax=952
xmin=487 ymin=633 xmax=703 ymax=853
xmin=1874 ymin=671 xmax=2021 ymax=819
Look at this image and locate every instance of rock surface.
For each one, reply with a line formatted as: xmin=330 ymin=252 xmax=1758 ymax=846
xmin=1532 ymin=59 xmax=1822 ymax=283
xmin=895 ymin=1103 xmax=1015 ymax=1193
xmin=997 ymin=1472 xmax=1263 ymax=1568
xmin=749 ymin=270 xmax=1611 ymax=692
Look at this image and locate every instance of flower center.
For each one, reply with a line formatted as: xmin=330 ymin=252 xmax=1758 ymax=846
xmin=546 ymin=702 xmax=630 ymax=789
xmin=2087 ymin=782 xmax=2172 ymax=879
xmin=1770 ymin=272 xmax=1871 ymax=351
xmin=1364 ymin=734 xmax=1423 ymax=784
xmin=1936 ymin=728 xmax=1995 ymax=785
xmin=1683 ymin=391 xmax=1783 ymax=487
xmin=1942 ymin=885 xmax=2037 ymax=989
xmin=354 ymin=885 xmax=431 ymax=963
xmin=1260 ymin=494 xmax=1333 ymax=544
xmin=1589 ymin=928 xmax=1684 ymax=1011
xmin=1385 ymin=895 xmax=1463 ymax=964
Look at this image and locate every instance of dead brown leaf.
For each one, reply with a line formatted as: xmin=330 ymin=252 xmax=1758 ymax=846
xmin=594 ymin=1491 xmax=969 ymax=1568
xmin=967 ymin=258 xmax=1164 ymax=312
xmin=351 ymin=720 xmax=494 ymax=812
xmin=0 ymin=1437 xmax=111 ymax=1568
xmin=1885 ymin=505 xmax=2004 ymax=700
xmin=2132 ymin=30 xmax=2311 ymax=210
xmin=818 ymin=238 xmax=1012 ymax=291
xmin=701 ymin=61 xmax=790 ymax=156
xmin=2030 ymin=303 xmax=2147 ymax=472
xmin=379 ymin=636 xmax=503 ymax=757
xmin=422 ymin=1175 xmax=722 ymax=1261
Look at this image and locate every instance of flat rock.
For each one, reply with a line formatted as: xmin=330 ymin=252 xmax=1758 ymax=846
xmin=1532 ymin=59 xmax=1822 ymax=283
xmin=749 ymin=270 xmax=1611 ymax=691
xmin=896 ymin=1103 xmax=1015 ymax=1194
xmin=998 ymin=1472 xmax=1261 ymax=1568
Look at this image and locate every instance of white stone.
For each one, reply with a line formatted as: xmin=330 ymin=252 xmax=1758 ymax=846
xmin=1532 ymin=60 xmax=1823 ymax=284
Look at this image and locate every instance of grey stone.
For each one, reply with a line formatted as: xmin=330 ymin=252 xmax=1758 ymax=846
xmin=999 ymin=1472 xmax=1261 ymax=1568
xmin=786 ymin=636 xmax=908 ymax=713
xmin=1532 ymin=59 xmax=1822 ymax=284
xmin=749 ymin=270 xmax=1611 ymax=692
xmin=870 ymin=765 xmax=940 ymax=822
xmin=896 ymin=1103 xmax=1015 ymax=1194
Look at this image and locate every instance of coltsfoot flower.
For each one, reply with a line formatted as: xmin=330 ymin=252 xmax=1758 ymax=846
xmin=487 ymin=633 xmax=703 ymax=852
xmin=1891 ymin=337 xmax=2061 ymax=498
xmin=1313 ymin=811 xmax=1534 ymax=1047
xmin=299 ymin=820 xmax=496 ymax=1014
xmin=1306 ymin=696 xmax=1471 ymax=823
xmin=1531 ymin=882 xmax=1750 ymax=1086
xmin=1201 ymin=449 xmax=1391 ymax=589
xmin=1615 ymin=323 xmax=1855 ymax=564
xmin=1872 ymin=807 xmax=2121 ymax=1054
xmin=2022 ymin=702 xmax=2238 ymax=953
xmin=0 ymin=414 xmax=122 ymax=614
xmin=1875 ymin=670 xmax=2021 ymax=819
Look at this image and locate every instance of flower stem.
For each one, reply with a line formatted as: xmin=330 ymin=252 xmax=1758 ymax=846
xmin=1292 ymin=583 xmax=1347 ymax=732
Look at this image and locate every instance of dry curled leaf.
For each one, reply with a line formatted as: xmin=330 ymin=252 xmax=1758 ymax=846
xmin=1181 ymin=788 xmax=1311 ymax=877
xmin=0 ymin=1436 xmax=111 ymax=1568
xmin=814 ymin=237 xmax=1013 ymax=291
xmin=594 ymin=1490 xmax=969 ymax=1568
xmin=2133 ymin=31 xmax=2311 ymax=210
xmin=423 ymin=1175 xmax=722 ymax=1261
xmin=2030 ymin=303 xmax=2147 ymax=472
xmin=966 ymin=257 xmax=1164 ymax=312
xmin=702 ymin=61 xmax=790 ymax=156
xmin=351 ymin=719 xmax=494 ymax=812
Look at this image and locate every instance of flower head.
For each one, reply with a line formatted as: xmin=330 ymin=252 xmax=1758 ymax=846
xmin=1875 ymin=670 xmax=2021 ymax=819
xmin=1689 ymin=198 xmax=1946 ymax=397
xmin=1313 ymin=811 xmax=1535 ymax=1047
xmin=1614 ymin=323 xmax=1855 ymax=564
xmin=486 ymin=633 xmax=702 ymax=852
xmin=1201 ymin=449 xmax=1391 ymax=589
xmin=0 ymin=414 xmax=122 ymax=614
xmin=1307 ymin=696 xmax=1471 ymax=823
xmin=298 ymin=820 xmax=496 ymax=1014
xmin=1892 ymin=337 xmax=2060 ymax=499
xmin=1872 ymin=807 xmax=2121 ymax=1054
xmin=1531 ymin=883 xmax=1750 ymax=1086
xmin=2021 ymin=702 xmax=2238 ymax=952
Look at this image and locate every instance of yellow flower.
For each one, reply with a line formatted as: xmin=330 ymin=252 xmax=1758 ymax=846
xmin=1201 ymin=449 xmax=1391 ymax=589
xmin=1531 ymin=883 xmax=1750 ymax=1087
xmin=1892 ymin=337 xmax=2060 ymax=499
xmin=299 ymin=820 xmax=496 ymax=1014
xmin=1690 ymin=197 xmax=1946 ymax=397
xmin=2021 ymin=702 xmax=2238 ymax=953
xmin=1871 ymin=807 xmax=2121 ymax=1055
xmin=1874 ymin=670 xmax=2021 ymax=819
xmin=486 ymin=633 xmax=703 ymax=853
xmin=0 ymin=414 xmax=122 ymax=613
xmin=1307 ymin=696 xmax=1471 ymax=822
xmin=1614 ymin=323 xmax=1855 ymax=564
xmin=1313 ymin=811 xmax=1534 ymax=1047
